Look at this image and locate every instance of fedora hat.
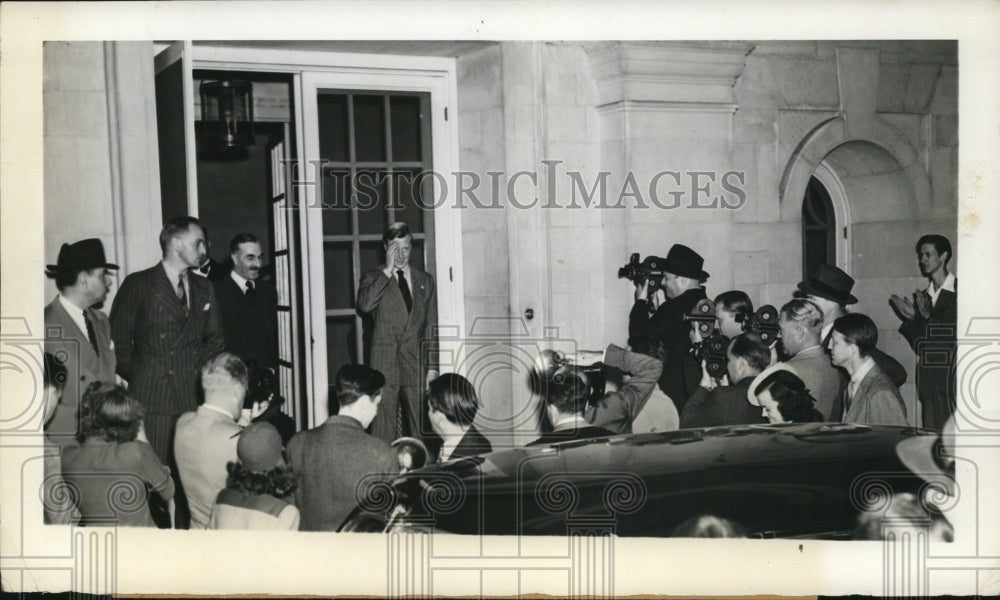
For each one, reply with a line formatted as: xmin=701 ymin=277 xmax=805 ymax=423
xmin=45 ymin=238 xmax=119 ymax=275
xmin=662 ymin=244 xmax=709 ymax=281
xmin=796 ymin=264 xmax=857 ymax=305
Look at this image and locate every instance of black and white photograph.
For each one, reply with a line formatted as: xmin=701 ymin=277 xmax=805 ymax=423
xmin=1 ymin=1 xmax=999 ymax=597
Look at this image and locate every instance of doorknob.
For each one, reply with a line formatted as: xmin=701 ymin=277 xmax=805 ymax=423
xmin=524 ymin=308 xmax=534 ymax=321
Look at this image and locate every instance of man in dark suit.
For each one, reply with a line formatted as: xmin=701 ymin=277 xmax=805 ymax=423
xmin=681 ymin=333 xmax=770 ymax=428
xmin=797 ymin=264 xmax=908 ymax=389
xmin=110 ymin=216 xmax=225 ymax=464
xmin=426 ymin=373 xmax=492 ymax=461
xmin=890 ymin=234 xmax=957 ymax=430
xmin=628 ymin=244 xmax=709 ymax=413
xmin=44 ymin=238 xmax=119 ymax=447
xmin=212 ymin=233 xmax=278 ymax=373
xmin=830 ymin=314 xmax=908 ymax=426
xmin=287 ymin=364 xmax=397 ymax=531
xmin=357 ymin=222 xmax=437 ymax=445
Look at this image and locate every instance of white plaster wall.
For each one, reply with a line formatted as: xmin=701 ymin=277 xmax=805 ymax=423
xmin=44 ymin=42 xmax=162 ymax=311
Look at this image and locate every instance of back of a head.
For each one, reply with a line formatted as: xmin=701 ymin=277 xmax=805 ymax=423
xmin=334 ymin=364 xmax=386 ymax=410
xmin=728 ymin=333 xmax=771 ymax=373
xmin=159 ymin=215 xmax=201 ymax=255
xmin=832 ymin=313 xmax=878 ymax=358
xmin=201 ymin=352 xmax=249 ymax=397
xmin=427 ymin=373 xmax=480 ymax=427
xmin=780 ymin=298 xmax=824 ymax=334
xmin=671 ymin=514 xmax=746 ymax=538
xmin=715 ymin=290 xmax=753 ymax=322
xmin=544 ymin=370 xmax=590 ymax=416
xmin=761 ymin=371 xmax=822 ymax=423
xmin=81 ymin=382 xmax=143 ymax=442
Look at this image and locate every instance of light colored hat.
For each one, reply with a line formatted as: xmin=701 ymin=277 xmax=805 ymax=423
xmin=746 ymin=362 xmax=800 ymax=406
xmin=895 ymin=416 xmax=957 ymax=497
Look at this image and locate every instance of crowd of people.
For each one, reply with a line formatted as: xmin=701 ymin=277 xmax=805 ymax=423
xmin=40 ymin=215 xmax=957 ymax=532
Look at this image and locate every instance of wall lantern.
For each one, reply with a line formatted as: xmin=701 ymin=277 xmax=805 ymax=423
xmin=199 ymin=78 xmax=254 ymax=148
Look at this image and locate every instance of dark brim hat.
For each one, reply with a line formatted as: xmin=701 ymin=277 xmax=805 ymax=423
xmin=46 ymin=238 xmax=119 ymax=275
xmin=796 ymin=264 xmax=858 ymax=305
xmin=237 ymin=421 xmax=284 ymax=472
xmin=662 ymin=244 xmax=709 ymax=281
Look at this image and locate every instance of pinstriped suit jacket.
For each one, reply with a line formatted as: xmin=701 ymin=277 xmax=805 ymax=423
xmin=356 ymin=267 xmax=437 ymax=389
xmin=110 ymin=263 xmax=225 ymax=415
xmin=45 ymin=297 xmax=117 ymax=443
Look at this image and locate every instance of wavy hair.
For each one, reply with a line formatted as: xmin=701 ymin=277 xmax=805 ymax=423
xmin=79 ymin=381 xmax=143 ymax=443
xmin=758 ymin=370 xmax=824 ymax=423
xmin=224 ymin=453 xmax=298 ymax=499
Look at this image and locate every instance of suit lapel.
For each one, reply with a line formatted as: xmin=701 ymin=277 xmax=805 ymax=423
xmin=49 ymin=298 xmax=98 ymax=363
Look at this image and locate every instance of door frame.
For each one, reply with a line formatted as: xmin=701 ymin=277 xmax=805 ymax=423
xmin=189 ymin=44 xmax=465 ymax=425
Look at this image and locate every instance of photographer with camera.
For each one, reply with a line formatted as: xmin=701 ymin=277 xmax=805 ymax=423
xmin=627 ymin=244 xmax=709 ymax=412
xmin=680 ymin=333 xmax=771 ymax=428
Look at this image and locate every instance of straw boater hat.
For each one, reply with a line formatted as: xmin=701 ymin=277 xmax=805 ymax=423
xmin=746 ymin=363 xmax=800 ymax=406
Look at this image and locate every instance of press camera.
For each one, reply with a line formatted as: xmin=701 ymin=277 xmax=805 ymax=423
xmin=532 ymin=349 xmax=607 ymax=407
xmin=618 ymin=253 xmax=666 ymax=293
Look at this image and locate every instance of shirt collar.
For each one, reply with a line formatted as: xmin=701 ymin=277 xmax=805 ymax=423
xmin=199 ymin=403 xmax=237 ymax=422
xmin=851 ymin=356 xmax=877 ymax=385
xmin=393 ymin=264 xmax=412 ymax=280
xmin=439 ymin=434 xmax=465 ymax=462
xmin=161 ymin=261 xmax=186 ymax=287
xmin=551 ymin=415 xmax=590 ymax=432
xmin=57 ymin=293 xmax=87 ymax=320
xmin=230 ymin=269 xmax=252 ymax=291
xmin=927 ymin=272 xmax=956 ymax=296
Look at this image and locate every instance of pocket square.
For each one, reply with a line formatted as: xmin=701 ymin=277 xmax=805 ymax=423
xmin=203 ymin=303 xmax=211 ymax=311
xmin=109 ymin=340 xmax=115 ymax=351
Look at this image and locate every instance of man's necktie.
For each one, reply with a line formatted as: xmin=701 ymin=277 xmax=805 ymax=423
xmin=177 ymin=273 xmax=189 ymax=315
xmin=245 ymin=280 xmax=256 ymax=306
xmin=847 ymin=380 xmax=857 ymax=406
xmin=82 ymin=311 xmax=99 ymax=357
xmin=397 ymin=270 xmax=413 ymax=313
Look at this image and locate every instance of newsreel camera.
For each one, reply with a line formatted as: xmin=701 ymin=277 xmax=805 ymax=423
xmin=618 ymin=253 xmax=666 ymax=309
xmin=683 ymin=299 xmax=729 ymax=379
xmin=531 ymin=349 xmax=607 ymax=408
xmin=741 ymin=304 xmax=781 ymax=346
xmin=683 ymin=299 xmax=781 ymax=379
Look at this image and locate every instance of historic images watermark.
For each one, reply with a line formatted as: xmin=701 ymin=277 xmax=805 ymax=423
xmin=286 ymin=159 xmax=748 ymax=211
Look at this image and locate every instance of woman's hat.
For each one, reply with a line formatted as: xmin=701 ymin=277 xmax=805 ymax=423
xmin=796 ymin=264 xmax=858 ymax=305
xmin=46 ymin=238 xmax=119 ymax=276
xmin=746 ymin=362 xmax=800 ymax=406
xmin=237 ymin=421 xmax=284 ymax=472
xmin=662 ymin=244 xmax=709 ymax=281
xmin=895 ymin=416 xmax=957 ymax=498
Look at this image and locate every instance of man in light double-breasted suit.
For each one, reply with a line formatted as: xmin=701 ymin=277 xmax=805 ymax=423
xmin=356 ymin=222 xmax=437 ymax=445
xmin=44 ymin=239 xmax=120 ymax=447
xmin=110 ymin=217 xmax=225 ymax=464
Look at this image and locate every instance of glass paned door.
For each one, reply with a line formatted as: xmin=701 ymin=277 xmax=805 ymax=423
xmin=315 ymin=90 xmax=435 ymax=399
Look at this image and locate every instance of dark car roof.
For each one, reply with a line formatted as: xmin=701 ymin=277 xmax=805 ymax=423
xmin=355 ymin=423 xmax=933 ymax=538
